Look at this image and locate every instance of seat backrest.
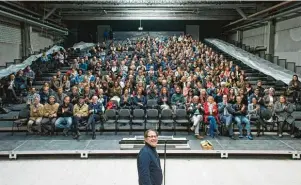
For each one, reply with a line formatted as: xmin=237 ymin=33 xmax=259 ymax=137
xmin=105 ymin=109 xmax=116 ymax=119
xmin=19 ymin=108 xmax=30 ymax=119
xmin=146 ymin=109 xmax=158 ymax=119
xmin=147 ymin=99 xmax=158 ymax=107
xmin=119 ymin=109 xmax=131 ymax=118
xmin=175 ymin=109 xmax=187 ymax=118
xmin=161 ymin=109 xmax=173 ymax=119
xmin=133 ymin=109 xmax=145 ymax=118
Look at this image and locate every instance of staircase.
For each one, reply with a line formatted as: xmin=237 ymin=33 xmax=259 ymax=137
xmin=205 ymin=40 xmax=301 ymax=132
xmin=228 ymin=40 xmax=300 ymax=75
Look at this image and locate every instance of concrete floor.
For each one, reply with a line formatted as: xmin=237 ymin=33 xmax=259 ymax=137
xmin=0 ymin=159 xmax=300 ymax=185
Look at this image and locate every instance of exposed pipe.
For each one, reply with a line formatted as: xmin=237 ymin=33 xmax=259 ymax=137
xmin=225 ymin=6 xmax=301 ymax=33
xmin=0 ymin=10 xmax=68 ymax=35
xmin=224 ymin=1 xmax=295 ymax=28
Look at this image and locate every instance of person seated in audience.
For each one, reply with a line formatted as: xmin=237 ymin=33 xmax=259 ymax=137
xmin=39 ymin=85 xmax=55 ymax=105
xmin=238 ymin=88 xmax=248 ymax=106
xmin=188 ymin=96 xmax=204 ymax=139
xmin=274 ymin=95 xmax=296 ymax=138
xmin=73 ymin=96 xmax=89 ymax=140
xmin=203 ymin=96 xmax=219 ymax=138
xmin=263 ymin=87 xmax=276 ymax=121
xmin=133 ymin=88 xmax=146 ymax=109
xmin=55 ymin=87 xmax=67 ymax=105
xmin=69 ymin=86 xmax=80 ymax=105
xmin=218 ymin=95 xmax=235 ymax=139
xmin=62 ymin=75 xmax=71 ymax=92
xmin=158 ymin=87 xmax=171 ymax=110
xmin=28 ymin=96 xmax=44 ymax=134
xmin=40 ymin=52 xmax=49 ymax=63
xmin=79 ymin=58 xmax=88 ymax=72
xmin=14 ymin=70 xmax=27 ymax=94
xmin=26 ymin=87 xmax=39 ymax=107
xmin=109 ymin=81 xmax=122 ymax=98
xmin=146 ymin=81 xmax=158 ymax=100
xmin=82 ymin=85 xmax=94 ymax=104
xmin=256 ymin=80 xmax=265 ymax=97
xmin=50 ymin=76 xmax=61 ymax=92
xmin=55 ymin=96 xmax=73 ymax=136
xmin=75 ymin=69 xmax=85 ymax=85
xmin=171 ymin=86 xmax=185 ymax=111
xmin=88 ymin=96 xmax=103 ymax=140
xmin=248 ymin=97 xmax=262 ymax=135
xmin=185 ymin=89 xmax=194 ymax=109
xmin=233 ymin=96 xmax=253 ymax=140
xmin=23 ymin=66 xmax=35 ymax=88
xmin=6 ymin=74 xmax=20 ymax=103
xmin=97 ymin=88 xmax=108 ymax=110
xmin=288 ymin=75 xmax=301 ymax=103
xmin=248 ymin=88 xmax=264 ymax=106
xmin=120 ymin=88 xmax=132 ymax=109
xmin=41 ymin=95 xmax=59 ymax=135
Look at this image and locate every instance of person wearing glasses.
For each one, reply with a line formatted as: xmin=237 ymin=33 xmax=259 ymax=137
xmin=137 ymin=129 xmax=162 ymax=185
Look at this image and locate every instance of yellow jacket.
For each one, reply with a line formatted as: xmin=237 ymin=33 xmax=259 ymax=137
xmin=43 ymin=103 xmax=59 ymax=117
xmin=73 ymin=103 xmax=89 ymax=117
xmin=30 ymin=103 xmax=44 ymax=119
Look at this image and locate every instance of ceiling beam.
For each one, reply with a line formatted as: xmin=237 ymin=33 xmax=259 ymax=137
xmin=235 ymin=7 xmax=247 ymax=19
xmin=43 ymin=7 xmax=57 ymax=20
xmin=62 ymin=15 xmax=237 ymax=20
xmin=51 ymin=3 xmax=256 ymax=9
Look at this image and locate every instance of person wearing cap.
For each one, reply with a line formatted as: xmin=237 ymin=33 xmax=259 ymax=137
xmin=41 ymin=95 xmax=59 ymax=135
xmin=73 ymin=96 xmax=89 ymax=140
xmin=28 ymin=95 xmax=44 ymax=133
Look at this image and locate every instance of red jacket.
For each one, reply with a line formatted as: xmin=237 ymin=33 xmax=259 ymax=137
xmin=203 ymin=102 xmax=220 ymax=124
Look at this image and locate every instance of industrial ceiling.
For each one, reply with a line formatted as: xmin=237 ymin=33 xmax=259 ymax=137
xmin=0 ymin=1 xmax=301 ymax=34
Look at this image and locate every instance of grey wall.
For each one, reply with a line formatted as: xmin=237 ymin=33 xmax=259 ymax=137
xmin=30 ymin=30 xmax=54 ymax=52
xmin=274 ymin=16 xmax=301 ymax=66
xmin=186 ymin=25 xmax=200 ymax=41
xmin=242 ymin=26 xmax=268 ymax=48
xmin=227 ymin=15 xmax=301 ymax=66
xmin=0 ymin=21 xmax=55 ymax=67
xmin=0 ymin=22 xmax=22 ymax=66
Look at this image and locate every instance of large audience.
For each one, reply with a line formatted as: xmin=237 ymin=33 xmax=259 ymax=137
xmin=1 ymin=34 xmax=300 ymax=140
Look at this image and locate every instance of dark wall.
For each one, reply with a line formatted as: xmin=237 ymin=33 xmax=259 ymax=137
xmin=65 ymin=20 xmax=228 ymax=46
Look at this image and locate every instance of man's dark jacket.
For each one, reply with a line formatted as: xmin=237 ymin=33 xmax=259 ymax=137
xmin=137 ymin=143 xmax=163 ymax=185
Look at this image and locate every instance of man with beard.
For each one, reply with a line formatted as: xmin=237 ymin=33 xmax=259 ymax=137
xmin=55 ymin=96 xmax=73 ymax=136
xmin=41 ymin=95 xmax=59 ymax=135
xmin=73 ymin=96 xmax=89 ymax=140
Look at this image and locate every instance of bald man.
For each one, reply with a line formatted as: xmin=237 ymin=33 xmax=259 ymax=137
xmin=88 ymin=96 xmax=104 ymax=140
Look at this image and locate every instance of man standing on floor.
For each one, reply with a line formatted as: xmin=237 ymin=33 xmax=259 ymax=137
xmin=137 ymin=129 xmax=163 ymax=185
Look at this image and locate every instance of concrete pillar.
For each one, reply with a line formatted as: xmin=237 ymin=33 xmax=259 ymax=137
xmin=21 ymin=23 xmax=32 ymax=57
xmin=266 ymin=20 xmax=275 ymax=55
xmin=236 ymin=30 xmax=243 ymax=44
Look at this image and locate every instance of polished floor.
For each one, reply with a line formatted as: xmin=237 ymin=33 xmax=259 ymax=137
xmin=0 ymin=158 xmax=300 ymax=185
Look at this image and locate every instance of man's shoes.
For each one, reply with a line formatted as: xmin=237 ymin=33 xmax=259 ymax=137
xmin=229 ymin=135 xmax=236 ymax=140
xmin=190 ymin=126 xmax=195 ymax=131
xmin=63 ymin=129 xmax=68 ymax=136
xmin=247 ymin=135 xmax=253 ymax=140
xmin=73 ymin=133 xmax=80 ymax=140
xmin=92 ymin=133 xmax=96 ymax=140
xmin=239 ymin=135 xmax=244 ymax=139
xmin=278 ymin=134 xmax=283 ymax=138
xmin=195 ymin=135 xmax=203 ymax=140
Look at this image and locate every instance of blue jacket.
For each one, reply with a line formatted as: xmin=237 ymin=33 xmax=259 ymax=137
xmin=88 ymin=102 xmax=103 ymax=114
xmin=137 ymin=144 xmax=163 ymax=185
